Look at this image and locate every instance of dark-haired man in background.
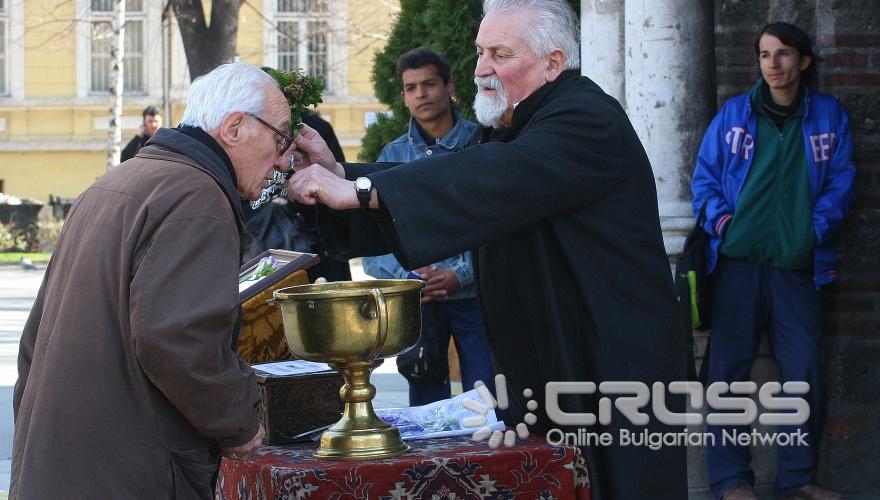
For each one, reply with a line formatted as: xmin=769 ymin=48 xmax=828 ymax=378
xmin=362 ymin=48 xmax=492 ymax=405
xmin=121 ymin=105 xmax=162 ymax=162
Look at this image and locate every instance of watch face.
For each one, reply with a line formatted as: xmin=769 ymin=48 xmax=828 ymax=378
xmin=355 ymin=177 xmax=371 ymax=191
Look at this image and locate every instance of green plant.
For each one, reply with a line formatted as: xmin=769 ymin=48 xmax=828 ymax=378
xmin=0 ymin=222 xmax=27 ymax=252
xmin=266 ymin=69 xmax=325 ymax=137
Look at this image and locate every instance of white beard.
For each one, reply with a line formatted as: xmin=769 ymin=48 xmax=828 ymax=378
xmin=473 ymin=75 xmax=509 ymax=128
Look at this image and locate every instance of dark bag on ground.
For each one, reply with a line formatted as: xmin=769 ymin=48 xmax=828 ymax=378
xmin=675 ymin=202 xmax=713 ymax=381
xmin=396 ymin=303 xmax=449 ymax=383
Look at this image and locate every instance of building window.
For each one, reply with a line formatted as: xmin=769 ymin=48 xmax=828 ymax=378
xmin=0 ymin=0 xmax=7 ymax=96
xmin=276 ymin=0 xmax=330 ymax=89
xmin=277 ymin=20 xmax=299 ymax=72
xmin=89 ymin=0 xmax=145 ymax=94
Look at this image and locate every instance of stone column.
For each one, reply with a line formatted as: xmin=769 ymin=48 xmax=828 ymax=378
xmin=623 ymin=0 xmax=716 ymax=256
xmin=581 ymin=0 xmax=626 ymax=105
xmin=614 ymin=4 xmax=719 ymax=495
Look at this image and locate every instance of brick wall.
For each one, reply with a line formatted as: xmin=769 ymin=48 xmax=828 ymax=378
xmin=712 ymin=0 xmax=880 ymax=494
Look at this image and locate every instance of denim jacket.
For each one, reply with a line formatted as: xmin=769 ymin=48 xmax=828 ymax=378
xmin=362 ymin=111 xmax=479 ymax=299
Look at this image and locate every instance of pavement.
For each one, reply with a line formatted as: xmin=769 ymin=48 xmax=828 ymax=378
xmin=0 ymin=259 xmax=411 ymax=494
xmin=0 ymin=265 xmax=45 ymax=493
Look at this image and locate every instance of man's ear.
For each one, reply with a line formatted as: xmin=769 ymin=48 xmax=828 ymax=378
xmin=544 ymin=49 xmax=566 ymax=83
xmin=217 ymin=111 xmax=246 ymax=146
xmin=446 ymin=78 xmax=456 ymax=98
xmin=800 ymin=54 xmax=812 ymax=72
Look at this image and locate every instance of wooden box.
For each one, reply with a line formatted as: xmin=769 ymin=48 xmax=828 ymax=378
xmin=239 ymin=251 xmax=341 ymax=445
xmin=237 ymin=249 xmax=319 ymax=364
xmin=252 ymin=361 xmax=345 ymax=445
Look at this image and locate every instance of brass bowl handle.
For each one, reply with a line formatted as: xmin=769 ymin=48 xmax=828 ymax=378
xmin=362 ymin=288 xmax=389 ymax=360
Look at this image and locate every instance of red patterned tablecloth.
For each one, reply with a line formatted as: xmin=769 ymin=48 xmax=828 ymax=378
xmin=216 ymin=434 xmax=590 ymax=499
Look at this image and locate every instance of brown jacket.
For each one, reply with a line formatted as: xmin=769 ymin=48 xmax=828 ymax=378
xmin=11 ymin=134 xmax=260 ymax=499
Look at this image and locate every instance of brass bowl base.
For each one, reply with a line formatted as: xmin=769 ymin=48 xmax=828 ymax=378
xmin=313 ymin=361 xmax=410 ymax=459
xmin=315 ymin=425 xmax=410 ymax=460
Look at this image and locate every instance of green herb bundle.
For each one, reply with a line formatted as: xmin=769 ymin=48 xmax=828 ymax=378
xmin=267 ymin=69 xmax=325 ymax=137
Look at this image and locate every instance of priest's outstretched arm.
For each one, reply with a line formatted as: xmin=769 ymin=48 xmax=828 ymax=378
xmin=288 ymin=93 xmax=630 ymax=271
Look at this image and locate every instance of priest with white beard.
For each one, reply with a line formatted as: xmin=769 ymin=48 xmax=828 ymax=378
xmin=286 ymin=1 xmax=687 ymax=498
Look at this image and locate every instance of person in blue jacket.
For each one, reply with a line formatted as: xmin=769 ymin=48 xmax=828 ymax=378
xmin=691 ymin=22 xmax=855 ymax=500
xmin=362 ymin=48 xmax=493 ymax=405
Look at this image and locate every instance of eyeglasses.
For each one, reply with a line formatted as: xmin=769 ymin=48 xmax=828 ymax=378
xmin=245 ymin=112 xmax=293 ymax=156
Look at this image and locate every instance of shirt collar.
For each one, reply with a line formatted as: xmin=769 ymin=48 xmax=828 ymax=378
xmin=407 ymin=108 xmax=467 ymax=150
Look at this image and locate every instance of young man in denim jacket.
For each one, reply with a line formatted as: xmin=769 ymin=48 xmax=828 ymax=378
xmin=692 ymin=23 xmax=855 ymax=500
xmin=362 ymin=48 xmax=493 ymax=405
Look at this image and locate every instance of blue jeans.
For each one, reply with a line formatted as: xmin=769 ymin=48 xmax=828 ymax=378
xmin=706 ymin=257 xmax=825 ymax=499
xmin=408 ymin=298 xmax=495 ymax=406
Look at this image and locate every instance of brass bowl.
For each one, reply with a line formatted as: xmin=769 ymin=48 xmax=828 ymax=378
xmin=272 ymin=279 xmax=425 ymax=459
xmin=273 ymin=279 xmax=424 ymax=363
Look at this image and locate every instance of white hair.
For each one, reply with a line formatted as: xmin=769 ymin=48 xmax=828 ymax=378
xmin=179 ymin=62 xmax=276 ymax=131
xmin=483 ymin=0 xmax=581 ymax=70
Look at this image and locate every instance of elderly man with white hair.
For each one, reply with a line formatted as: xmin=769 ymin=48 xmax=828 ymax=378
xmin=289 ymin=1 xmax=687 ymax=498
xmin=10 ymin=62 xmax=295 ymax=498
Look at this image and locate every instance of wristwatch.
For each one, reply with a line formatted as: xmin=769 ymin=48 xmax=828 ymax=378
xmin=354 ymin=176 xmax=372 ymax=209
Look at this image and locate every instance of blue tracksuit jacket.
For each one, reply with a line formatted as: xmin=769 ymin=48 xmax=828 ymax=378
xmin=691 ymin=81 xmax=856 ymax=287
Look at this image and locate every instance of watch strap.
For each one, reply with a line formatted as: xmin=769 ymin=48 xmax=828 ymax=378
xmin=355 ymin=177 xmax=372 ymax=210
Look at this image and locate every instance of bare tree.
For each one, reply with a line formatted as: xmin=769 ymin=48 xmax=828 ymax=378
xmin=170 ymin=0 xmax=243 ymax=79
xmin=106 ymin=0 xmax=125 ymax=171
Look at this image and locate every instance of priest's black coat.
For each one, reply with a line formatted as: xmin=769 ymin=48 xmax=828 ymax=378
xmin=324 ymin=70 xmax=688 ymax=499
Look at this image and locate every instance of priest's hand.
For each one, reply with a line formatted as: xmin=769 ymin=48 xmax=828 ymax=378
xmin=288 ymin=164 xmax=361 ymax=210
xmin=291 ymin=125 xmax=345 ymax=178
xmin=222 ymin=423 xmax=265 ymax=461
xmin=417 ymin=267 xmax=460 ymax=303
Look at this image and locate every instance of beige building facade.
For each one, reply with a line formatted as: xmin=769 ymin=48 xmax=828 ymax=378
xmin=0 ymin=0 xmax=395 ymax=202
